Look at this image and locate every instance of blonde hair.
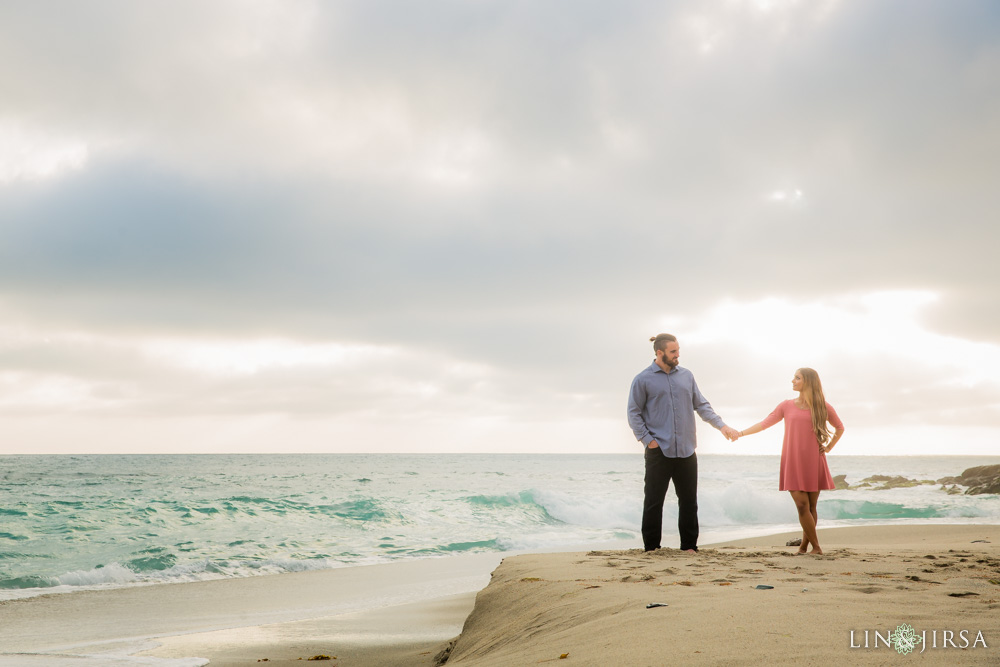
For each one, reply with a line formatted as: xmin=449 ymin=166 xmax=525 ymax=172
xmin=797 ymin=368 xmax=832 ymax=445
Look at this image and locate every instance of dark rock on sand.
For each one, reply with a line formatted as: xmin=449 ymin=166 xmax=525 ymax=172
xmin=435 ymin=639 xmax=457 ymax=665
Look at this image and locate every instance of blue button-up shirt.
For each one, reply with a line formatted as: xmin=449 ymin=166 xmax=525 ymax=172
xmin=627 ymin=362 xmax=727 ymax=458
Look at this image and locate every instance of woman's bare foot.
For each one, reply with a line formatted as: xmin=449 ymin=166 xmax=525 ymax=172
xmin=809 ymin=548 xmax=823 ymax=555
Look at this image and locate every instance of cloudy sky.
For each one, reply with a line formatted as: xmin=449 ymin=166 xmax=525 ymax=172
xmin=2 ymin=0 xmax=999 ymax=456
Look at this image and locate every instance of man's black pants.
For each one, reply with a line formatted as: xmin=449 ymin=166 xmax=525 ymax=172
xmin=642 ymin=449 xmax=698 ymax=551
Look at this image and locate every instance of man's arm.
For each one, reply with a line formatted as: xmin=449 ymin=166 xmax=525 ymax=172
xmin=627 ymin=377 xmax=654 ymax=446
xmin=692 ymin=380 xmax=739 ymax=441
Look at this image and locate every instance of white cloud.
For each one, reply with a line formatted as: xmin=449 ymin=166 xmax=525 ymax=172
xmin=0 ymin=121 xmax=89 ymax=184
xmin=0 ymin=372 xmax=100 ymax=411
xmin=141 ymin=338 xmax=384 ymax=377
xmin=684 ymin=290 xmax=1000 ymax=388
xmin=767 ymin=188 xmax=804 ymax=203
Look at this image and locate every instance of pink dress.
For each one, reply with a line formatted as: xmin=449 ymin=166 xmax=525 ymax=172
xmin=759 ymin=400 xmax=843 ymax=492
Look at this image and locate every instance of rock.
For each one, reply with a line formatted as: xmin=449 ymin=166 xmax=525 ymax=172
xmin=959 ymin=464 xmax=1000 ymax=480
xmin=837 ymin=466 xmax=998 ymax=495
xmin=966 ymin=481 xmax=1000 ymax=495
xmin=786 ymin=538 xmax=802 ymax=547
xmin=958 ymin=464 xmax=1000 ymax=495
xmin=434 ymin=640 xmax=457 ymax=665
xmin=856 ymin=475 xmax=936 ymax=490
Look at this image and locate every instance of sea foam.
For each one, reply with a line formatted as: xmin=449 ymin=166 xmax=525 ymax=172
xmin=1 ymin=453 xmax=997 ymax=599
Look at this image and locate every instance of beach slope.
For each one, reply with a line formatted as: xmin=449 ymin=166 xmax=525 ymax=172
xmin=445 ymin=525 xmax=1000 ymax=666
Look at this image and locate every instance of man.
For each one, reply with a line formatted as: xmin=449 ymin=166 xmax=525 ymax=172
xmin=627 ymin=333 xmax=739 ymax=552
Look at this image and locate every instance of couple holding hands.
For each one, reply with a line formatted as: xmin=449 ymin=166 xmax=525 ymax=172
xmin=627 ymin=333 xmax=845 ymax=556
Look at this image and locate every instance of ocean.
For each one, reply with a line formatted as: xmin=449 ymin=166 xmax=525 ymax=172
xmin=2 ymin=454 xmax=998 ymax=601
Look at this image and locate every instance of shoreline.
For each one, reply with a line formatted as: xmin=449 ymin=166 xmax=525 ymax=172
xmin=3 ymin=524 xmax=999 ymax=665
xmin=0 ymin=552 xmax=502 ymax=666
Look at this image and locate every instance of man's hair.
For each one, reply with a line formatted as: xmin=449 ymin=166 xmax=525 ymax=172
xmin=650 ymin=333 xmax=677 ymax=353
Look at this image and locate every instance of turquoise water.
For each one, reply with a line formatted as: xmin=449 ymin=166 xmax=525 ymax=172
xmin=1 ymin=454 xmax=998 ymax=599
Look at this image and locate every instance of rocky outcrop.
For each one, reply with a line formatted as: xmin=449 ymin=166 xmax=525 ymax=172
xmin=831 ymin=465 xmax=1000 ymax=495
xmin=852 ymin=475 xmax=936 ymax=491
xmin=939 ymin=464 xmax=1000 ymax=496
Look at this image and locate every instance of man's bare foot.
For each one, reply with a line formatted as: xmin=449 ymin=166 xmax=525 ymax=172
xmin=683 ymin=548 xmax=697 ymax=554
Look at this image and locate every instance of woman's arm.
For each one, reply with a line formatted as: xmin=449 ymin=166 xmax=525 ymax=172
xmin=738 ymin=403 xmax=784 ymax=438
xmin=823 ymin=403 xmax=845 ymax=453
xmin=823 ymin=428 xmax=845 ymax=453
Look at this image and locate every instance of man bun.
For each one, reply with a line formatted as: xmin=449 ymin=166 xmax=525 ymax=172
xmin=650 ymin=333 xmax=677 ymax=352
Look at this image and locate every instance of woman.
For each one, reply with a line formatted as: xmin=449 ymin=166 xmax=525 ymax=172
xmin=738 ymin=368 xmax=844 ymax=555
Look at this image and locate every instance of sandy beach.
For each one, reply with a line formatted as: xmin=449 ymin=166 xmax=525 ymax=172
xmin=3 ymin=525 xmax=999 ymax=666
xmin=446 ymin=524 xmax=1000 ymax=666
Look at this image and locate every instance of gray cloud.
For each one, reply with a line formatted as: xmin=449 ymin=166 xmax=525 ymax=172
xmin=1 ymin=1 xmax=999 ymax=450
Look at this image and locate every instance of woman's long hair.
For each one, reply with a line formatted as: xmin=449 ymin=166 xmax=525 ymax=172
xmin=798 ymin=368 xmax=832 ymax=445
